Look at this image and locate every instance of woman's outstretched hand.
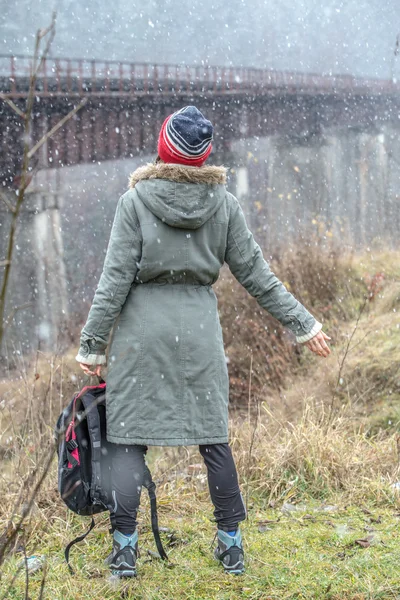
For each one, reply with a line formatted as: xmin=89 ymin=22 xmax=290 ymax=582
xmin=303 ymin=331 xmax=331 ymax=358
xmin=79 ymin=363 xmax=102 ymax=377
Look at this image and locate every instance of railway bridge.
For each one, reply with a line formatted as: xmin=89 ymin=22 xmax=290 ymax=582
xmin=1 ymin=55 xmax=400 ymax=184
xmin=1 ymin=55 xmax=400 ymax=356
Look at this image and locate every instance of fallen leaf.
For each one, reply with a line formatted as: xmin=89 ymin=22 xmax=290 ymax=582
xmin=326 ymin=520 xmax=336 ymax=528
xmin=257 ymin=518 xmax=280 ymax=532
xmin=354 ymin=535 xmax=375 ymax=548
xmin=166 ymin=532 xmax=186 ymax=547
xmin=361 ymin=508 xmax=373 ymax=515
xmin=258 ymin=518 xmax=280 ymax=524
xmin=355 ymin=539 xmax=370 ymax=548
xmin=370 ymin=516 xmax=382 ymax=524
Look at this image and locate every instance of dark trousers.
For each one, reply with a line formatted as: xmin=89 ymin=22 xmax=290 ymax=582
xmin=110 ymin=443 xmax=246 ymax=535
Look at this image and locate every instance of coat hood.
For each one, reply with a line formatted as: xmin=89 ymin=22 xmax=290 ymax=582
xmin=129 ymin=162 xmax=227 ymax=230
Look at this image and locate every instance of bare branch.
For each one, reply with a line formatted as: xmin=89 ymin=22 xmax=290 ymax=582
xmin=4 ymin=303 xmax=33 ymax=329
xmin=0 ymin=13 xmax=58 ymax=349
xmin=0 ymin=192 xmax=16 ymax=214
xmin=326 ymin=297 xmax=368 ymax=425
xmin=23 ymin=543 xmax=29 ymax=600
xmin=35 ymin=12 xmax=57 ymax=77
xmin=38 ymin=562 xmax=48 ymax=600
xmin=1 ymin=302 xmax=33 ymax=348
xmin=38 ymin=11 xmax=57 ymax=40
xmin=245 ymin=352 xmax=257 ymax=514
xmin=0 ymin=94 xmax=26 ymax=119
xmin=27 ymin=98 xmax=88 ymax=159
xmin=0 ymin=445 xmax=56 ymax=566
xmin=390 ymin=33 xmax=400 ymax=81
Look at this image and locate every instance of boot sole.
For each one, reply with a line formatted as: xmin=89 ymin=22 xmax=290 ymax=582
xmin=110 ymin=568 xmax=137 ymax=578
xmin=225 ymin=568 xmax=245 ymax=575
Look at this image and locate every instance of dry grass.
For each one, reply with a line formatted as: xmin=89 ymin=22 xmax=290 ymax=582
xmin=269 ymin=279 xmax=400 ymax=429
xmin=2 ymin=384 xmax=400 ymax=599
xmin=1 ymin=246 xmax=400 ymax=598
xmin=216 ymin=236 xmax=369 ymax=407
xmin=151 ymin=403 xmax=400 ymax=511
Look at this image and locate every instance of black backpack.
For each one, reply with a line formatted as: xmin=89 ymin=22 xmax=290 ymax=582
xmin=55 ymin=381 xmax=167 ymax=573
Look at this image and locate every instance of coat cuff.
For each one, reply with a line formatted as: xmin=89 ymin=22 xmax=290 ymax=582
xmin=75 ymin=352 xmax=107 ymax=365
xmin=296 ymin=320 xmax=323 ymax=344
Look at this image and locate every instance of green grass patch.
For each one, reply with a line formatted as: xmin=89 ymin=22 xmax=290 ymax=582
xmin=2 ymin=500 xmax=400 ymax=600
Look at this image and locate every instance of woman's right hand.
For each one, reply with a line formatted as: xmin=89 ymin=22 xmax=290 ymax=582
xmin=79 ymin=363 xmax=102 ymax=377
xmin=304 ymin=331 xmax=331 ymax=358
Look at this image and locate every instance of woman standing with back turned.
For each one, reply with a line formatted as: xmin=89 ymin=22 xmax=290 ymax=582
xmin=76 ymin=106 xmax=331 ymax=577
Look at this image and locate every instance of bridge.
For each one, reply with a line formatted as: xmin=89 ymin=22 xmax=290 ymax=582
xmin=1 ymin=55 xmax=400 ymax=356
xmin=3 ymin=55 xmax=398 ymax=98
xmin=1 ymin=55 xmax=400 ymax=186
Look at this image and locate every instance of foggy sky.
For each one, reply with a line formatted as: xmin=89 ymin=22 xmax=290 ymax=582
xmin=1 ymin=0 xmax=399 ymax=79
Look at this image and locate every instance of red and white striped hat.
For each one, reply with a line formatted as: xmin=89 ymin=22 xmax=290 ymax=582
xmin=157 ymin=106 xmax=213 ymax=166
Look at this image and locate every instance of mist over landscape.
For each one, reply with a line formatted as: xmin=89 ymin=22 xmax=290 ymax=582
xmin=2 ymin=2 xmax=400 ymax=596
xmin=1 ymin=0 xmax=399 ymax=78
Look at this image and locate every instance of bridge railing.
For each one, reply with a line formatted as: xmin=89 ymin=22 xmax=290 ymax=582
xmin=0 ymin=54 xmax=397 ymax=97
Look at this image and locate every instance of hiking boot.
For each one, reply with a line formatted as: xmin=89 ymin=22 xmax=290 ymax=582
xmin=214 ymin=528 xmax=245 ymax=575
xmin=108 ymin=529 xmax=138 ymax=578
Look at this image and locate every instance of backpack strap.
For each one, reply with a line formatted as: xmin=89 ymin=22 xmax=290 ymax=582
xmin=64 ymin=469 xmax=167 ymax=574
xmin=81 ymin=391 xmax=106 ymax=504
xmin=143 ymin=465 xmax=168 ymax=561
xmin=65 ymin=517 xmax=95 ymax=575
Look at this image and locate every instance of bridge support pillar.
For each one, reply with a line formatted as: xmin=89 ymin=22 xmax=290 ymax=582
xmin=0 ymin=173 xmax=69 ymax=362
xmin=29 ymin=188 xmax=69 ymax=352
xmin=236 ymin=167 xmax=249 ymax=201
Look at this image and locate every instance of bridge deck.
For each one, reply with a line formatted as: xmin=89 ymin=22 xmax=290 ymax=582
xmin=1 ymin=55 xmax=399 ymax=98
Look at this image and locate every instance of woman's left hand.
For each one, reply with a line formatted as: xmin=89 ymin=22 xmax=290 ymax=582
xmin=79 ymin=363 xmax=102 ymax=377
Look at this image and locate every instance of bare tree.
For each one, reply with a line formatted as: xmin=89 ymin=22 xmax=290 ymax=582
xmin=390 ymin=34 xmax=400 ymax=82
xmin=0 ymin=12 xmax=87 ymax=349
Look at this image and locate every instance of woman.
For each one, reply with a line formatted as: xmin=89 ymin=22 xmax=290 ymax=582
xmin=76 ymin=106 xmax=331 ymax=578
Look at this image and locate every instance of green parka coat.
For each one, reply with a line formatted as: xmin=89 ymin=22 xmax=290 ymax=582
xmin=76 ymin=162 xmax=322 ymax=446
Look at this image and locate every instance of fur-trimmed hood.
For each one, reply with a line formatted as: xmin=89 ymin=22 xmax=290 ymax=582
xmin=129 ymin=162 xmax=228 ymax=230
xmin=129 ymin=162 xmax=227 ymax=188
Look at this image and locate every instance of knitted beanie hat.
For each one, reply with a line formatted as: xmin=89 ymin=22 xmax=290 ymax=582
xmin=157 ymin=106 xmax=213 ymax=166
